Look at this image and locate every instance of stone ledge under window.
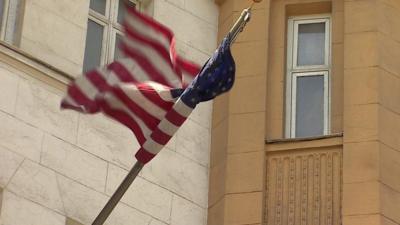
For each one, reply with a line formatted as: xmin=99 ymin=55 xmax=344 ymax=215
xmin=265 ymin=133 xmax=343 ymax=152
xmin=0 ymin=41 xmax=73 ymax=90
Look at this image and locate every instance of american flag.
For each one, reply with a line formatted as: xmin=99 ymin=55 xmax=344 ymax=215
xmin=61 ymin=4 xmax=235 ymax=164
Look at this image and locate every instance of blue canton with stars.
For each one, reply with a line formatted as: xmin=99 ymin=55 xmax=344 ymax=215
xmin=179 ymin=37 xmax=236 ymax=108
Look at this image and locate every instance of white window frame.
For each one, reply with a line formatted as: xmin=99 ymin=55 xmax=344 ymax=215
xmin=0 ymin=0 xmax=10 ymax=39
xmin=292 ymin=17 xmax=330 ymax=70
xmin=84 ymin=0 xmax=140 ymax=71
xmin=285 ymin=14 xmax=331 ymax=138
xmin=0 ymin=0 xmax=22 ymax=44
xmin=290 ymin=71 xmax=329 ymax=138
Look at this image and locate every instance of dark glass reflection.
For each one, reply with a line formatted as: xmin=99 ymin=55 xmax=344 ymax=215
xmin=295 ymin=75 xmax=325 ymax=137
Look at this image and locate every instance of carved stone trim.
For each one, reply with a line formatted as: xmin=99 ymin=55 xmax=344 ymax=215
xmin=266 ymin=136 xmax=343 ymax=152
xmin=0 ymin=42 xmax=72 ymax=91
xmin=265 ymin=148 xmax=342 ymax=225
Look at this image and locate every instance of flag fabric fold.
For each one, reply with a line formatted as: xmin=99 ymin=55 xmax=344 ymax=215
xmin=61 ymin=4 xmax=235 ymax=164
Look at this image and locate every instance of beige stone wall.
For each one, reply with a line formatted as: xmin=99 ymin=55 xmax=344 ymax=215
xmin=19 ymin=0 xmax=90 ymax=76
xmin=17 ymin=0 xmax=219 ymax=76
xmin=208 ymin=1 xmax=343 ymax=225
xmin=265 ymin=0 xmax=344 ymax=139
xmin=265 ymin=137 xmax=342 ymax=225
xmin=342 ymin=0 xmax=400 ymax=224
xmin=208 ymin=0 xmax=269 ymax=225
xmin=0 ymin=0 xmax=219 ymax=225
xmin=209 ymin=0 xmax=400 ymax=225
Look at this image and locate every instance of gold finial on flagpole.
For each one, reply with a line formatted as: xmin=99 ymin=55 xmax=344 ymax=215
xmin=228 ymin=0 xmax=262 ymax=43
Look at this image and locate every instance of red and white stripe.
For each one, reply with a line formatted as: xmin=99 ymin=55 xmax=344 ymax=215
xmin=61 ymin=5 xmax=200 ymax=164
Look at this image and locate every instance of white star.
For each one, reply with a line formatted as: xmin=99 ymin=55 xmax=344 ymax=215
xmin=222 ymin=87 xmax=227 ymax=91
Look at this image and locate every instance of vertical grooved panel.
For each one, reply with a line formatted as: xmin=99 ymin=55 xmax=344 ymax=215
xmin=332 ymin=152 xmax=341 ymax=225
xmin=307 ymin=156 xmax=314 ymax=225
xmin=314 ymin=154 xmax=321 ymax=225
xmin=265 ymin=148 xmax=342 ymax=225
xmin=275 ymin=159 xmax=283 ymax=225
xmin=288 ymin=158 xmax=295 ymax=225
xmin=282 ymin=158 xmax=290 ymax=225
xmin=295 ymin=157 xmax=302 ymax=224
xmin=301 ymin=156 xmax=308 ymax=225
xmin=0 ymin=187 xmax=3 ymax=214
xmin=326 ymin=153 xmax=333 ymax=225
xmin=320 ymin=154 xmax=327 ymax=225
xmin=267 ymin=159 xmax=278 ymax=225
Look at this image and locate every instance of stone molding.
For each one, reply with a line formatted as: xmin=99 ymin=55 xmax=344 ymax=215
xmin=0 ymin=41 xmax=71 ymax=90
xmin=265 ymin=146 xmax=342 ymax=225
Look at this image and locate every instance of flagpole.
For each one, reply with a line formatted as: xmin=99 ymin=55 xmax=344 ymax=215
xmin=92 ymin=161 xmax=144 ymax=225
xmin=227 ymin=7 xmax=252 ymax=44
xmin=91 ymin=1 xmax=260 ymax=224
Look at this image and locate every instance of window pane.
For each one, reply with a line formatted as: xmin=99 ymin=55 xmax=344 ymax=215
xmin=4 ymin=0 xmax=22 ymax=44
xmin=117 ymin=0 xmax=136 ymax=24
xmin=83 ymin=20 xmax=104 ymax=72
xmin=90 ymin=0 xmax=106 ymax=15
xmin=295 ymin=75 xmax=325 ymax=137
xmin=114 ymin=33 xmax=123 ymax=60
xmin=297 ymin=22 xmax=326 ymax=66
xmin=0 ymin=0 xmax=4 ymax=27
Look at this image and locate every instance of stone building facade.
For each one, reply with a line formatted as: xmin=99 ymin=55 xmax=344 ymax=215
xmin=0 ymin=0 xmax=217 ymax=225
xmin=1 ymin=0 xmax=400 ymax=225
xmin=208 ymin=0 xmax=400 ymax=225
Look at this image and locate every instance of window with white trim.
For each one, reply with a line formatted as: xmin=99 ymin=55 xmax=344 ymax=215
xmin=0 ymin=0 xmax=23 ymax=45
xmin=83 ymin=0 xmax=139 ymax=72
xmin=286 ymin=15 xmax=331 ymax=138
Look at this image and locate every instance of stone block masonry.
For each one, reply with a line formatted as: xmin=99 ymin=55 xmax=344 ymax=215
xmin=0 ymin=0 xmax=219 ymax=224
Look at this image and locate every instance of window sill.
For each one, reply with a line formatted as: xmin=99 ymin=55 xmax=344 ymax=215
xmin=265 ymin=133 xmax=343 ymax=152
xmin=0 ymin=41 xmax=74 ymax=89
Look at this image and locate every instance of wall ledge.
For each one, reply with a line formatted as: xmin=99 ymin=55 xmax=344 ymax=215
xmin=0 ymin=41 xmax=73 ymax=89
xmin=266 ymin=133 xmax=343 ymax=152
